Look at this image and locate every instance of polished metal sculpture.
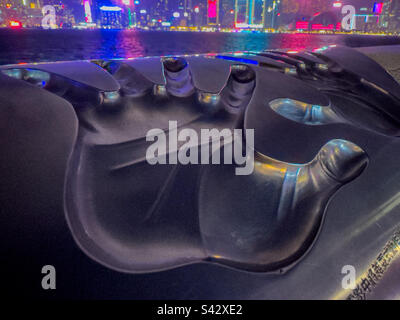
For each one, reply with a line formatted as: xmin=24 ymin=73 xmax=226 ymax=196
xmin=1 ymin=46 xmax=399 ymax=275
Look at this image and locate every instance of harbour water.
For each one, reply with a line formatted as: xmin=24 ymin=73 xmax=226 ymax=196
xmin=1 ymin=29 xmax=400 ymax=65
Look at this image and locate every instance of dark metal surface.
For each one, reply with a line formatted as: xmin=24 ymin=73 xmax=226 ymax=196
xmin=0 ymin=45 xmax=399 ymax=299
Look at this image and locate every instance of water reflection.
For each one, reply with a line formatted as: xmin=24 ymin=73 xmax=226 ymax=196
xmin=278 ymin=33 xmax=327 ymax=51
xmin=0 ymin=29 xmax=399 ymax=65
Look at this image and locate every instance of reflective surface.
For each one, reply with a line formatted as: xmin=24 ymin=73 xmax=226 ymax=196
xmin=1 ymin=29 xmax=400 ymax=65
xmin=0 ymin=48 xmax=381 ymax=273
xmin=1 ymin=45 xmax=400 ymax=298
xmin=269 ymin=98 xmax=343 ymax=125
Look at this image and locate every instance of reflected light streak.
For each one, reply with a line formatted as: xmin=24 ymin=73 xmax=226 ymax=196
xmin=332 ymin=228 xmax=400 ymax=300
xmin=328 ymin=191 xmax=400 ymax=299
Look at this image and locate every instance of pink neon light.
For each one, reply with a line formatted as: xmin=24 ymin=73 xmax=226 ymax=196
xmin=296 ymin=21 xmax=309 ymax=29
xmin=374 ymin=2 xmax=383 ymax=14
xmin=311 ymin=24 xmax=334 ymax=30
xmin=296 ymin=21 xmax=339 ymax=31
xmin=208 ymin=0 xmax=216 ymax=18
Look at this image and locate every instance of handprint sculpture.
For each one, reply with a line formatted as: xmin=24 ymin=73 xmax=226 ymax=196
xmin=2 ymin=46 xmax=400 ymax=273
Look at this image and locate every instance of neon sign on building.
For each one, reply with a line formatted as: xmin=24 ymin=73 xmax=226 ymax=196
xmin=207 ymin=0 xmax=219 ymax=24
xmin=83 ymin=0 xmax=93 ymax=23
xmin=373 ymin=2 xmax=383 ymax=14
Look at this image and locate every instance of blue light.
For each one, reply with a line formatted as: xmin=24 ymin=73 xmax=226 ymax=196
xmin=215 ymin=55 xmax=259 ymax=65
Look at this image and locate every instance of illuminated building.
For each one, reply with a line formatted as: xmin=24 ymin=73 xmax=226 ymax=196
xmin=167 ymin=0 xmax=193 ymax=26
xmin=381 ymin=0 xmax=400 ymax=32
xmin=83 ymin=0 xmax=92 ymax=23
xmin=99 ymin=5 xmax=122 ymax=28
xmin=0 ymin=0 xmax=397 ymax=31
xmin=263 ymin=0 xmax=280 ymax=28
xmin=234 ymin=0 xmax=248 ymax=25
xmin=344 ymin=2 xmax=383 ymax=33
xmin=192 ymin=0 xmax=206 ymax=27
xmin=207 ymin=0 xmax=219 ymax=25
xmin=293 ymin=1 xmax=345 ymax=32
xmin=250 ymin=0 xmax=266 ymax=26
xmin=132 ymin=0 xmax=150 ymax=27
xmin=0 ymin=0 xmax=43 ymax=27
xmin=178 ymin=0 xmax=192 ymax=26
xmin=118 ymin=0 xmax=133 ymax=28
xmin=233 ymin=0 xmax=266 ymax=27
xmin=220 ymin=0 xmax=234 ymax=27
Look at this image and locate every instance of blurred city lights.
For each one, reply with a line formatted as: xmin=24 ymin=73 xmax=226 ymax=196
xmin=373 ymin=2 xmax=383 ymax=14
xmin=100 ymin=6 xmax=122 ymax=12
xmin=0 ymin=0 xmax=397 ymax=35
xmin=9 ymin=20 xmax=22 ymax=29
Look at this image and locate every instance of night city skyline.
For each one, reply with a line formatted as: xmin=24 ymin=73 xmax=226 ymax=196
xmin=0 ymin=0 xmax=399 ymax=33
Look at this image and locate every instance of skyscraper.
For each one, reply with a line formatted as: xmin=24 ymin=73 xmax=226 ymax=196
xmin=220 ymin=0 xmax=235 ymax=27
xmin=192 ymin=0 xmax=206 ymax=27
xmin=234 ymin=0 xmax=248 ymax=24
xmin=83 ymin=0 xmax=93 ymax=23
xmin=249 ymin=0 xmax=265 ymax=25
xmin=234 ymin=0 xmax=266 ymax=27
